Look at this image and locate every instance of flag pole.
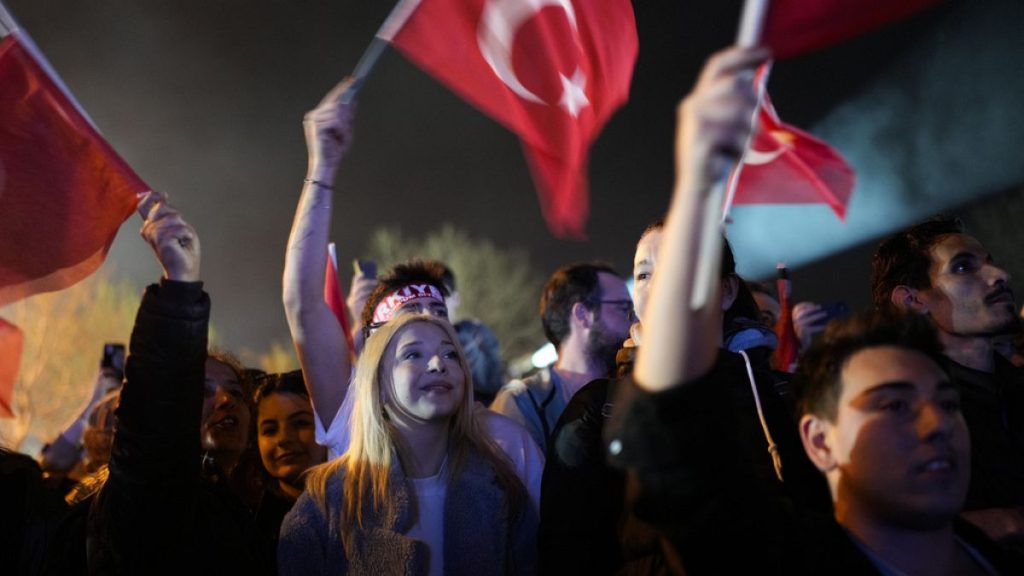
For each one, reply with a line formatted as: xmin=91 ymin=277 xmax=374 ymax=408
xmin=720 ymin=61 xmax=772 ymax=224
xmin=0 ymin=2 xmax=99 ymax=132
xmin=689 ymin=0 xmax=770 ymax=310
xmin=721 ymin=0 xmax=772 ymax=222
xmin=0 ymin=1 xmax=16 ymax=35
xmin=340 ymin=0 xmax=423 ymax=103
xmin=736 ymin=0 xmax=770 ymax=48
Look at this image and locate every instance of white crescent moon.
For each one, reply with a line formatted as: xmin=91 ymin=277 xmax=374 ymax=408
xmin=744 ymin=147 xmax=785 ymax=166
xmin=478 ymin=0 xmax=578 ymax=104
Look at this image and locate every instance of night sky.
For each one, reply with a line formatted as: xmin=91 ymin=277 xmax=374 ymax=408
xmin=6 ymin=0 xmax=1023 ymax=358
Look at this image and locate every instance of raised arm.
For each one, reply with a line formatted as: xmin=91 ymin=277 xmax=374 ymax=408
xmin=282 ymin=78 xmax=356 ymax=429
xmin=634 ymin=47 xmax=768 ymax=392
xmin=92 ymin=193 xmax=210 ymax=573
xmin=40 ymin=367 xmax=120 ymax=473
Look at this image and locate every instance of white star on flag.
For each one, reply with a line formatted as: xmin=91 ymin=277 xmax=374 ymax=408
xmin=558 ymin=67 xmax=589 ymax=118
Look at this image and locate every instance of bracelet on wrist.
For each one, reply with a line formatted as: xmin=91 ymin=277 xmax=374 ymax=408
xmin=303 ymin=178 xmax=334 ymax=191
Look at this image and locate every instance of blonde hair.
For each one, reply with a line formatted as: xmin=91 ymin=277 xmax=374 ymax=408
xmin=304 ymin=315 xmax=526 ymax=535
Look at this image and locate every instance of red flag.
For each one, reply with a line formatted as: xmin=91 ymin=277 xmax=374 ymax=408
xmin=727 ymin=65 xmax=855 ymax=219
xmin=0 ymin=31 xmax=145 ymax=306
xmin=324 ymin=244 xmax=354 ymax=359
xmin=763 ymin=0 xmax=943 ymax=59
xmin=772 ymin=265 xmax=799 ymax=373
xmin=0 ymin=317 xmax=22 ymax=418
xmin=384 ymin=0 xmax=638 ymax=238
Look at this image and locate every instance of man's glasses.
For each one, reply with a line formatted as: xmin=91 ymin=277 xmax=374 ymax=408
xmin=590 ymin=299 xmax=637 ymax=322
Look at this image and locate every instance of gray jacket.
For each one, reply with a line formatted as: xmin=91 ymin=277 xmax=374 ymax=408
xmin=278 ymin=450 xmax=537 ymax=575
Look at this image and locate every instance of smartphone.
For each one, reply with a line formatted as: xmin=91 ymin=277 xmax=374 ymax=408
xmin=353 ymin=259 xmax=377 ymax=279
xmin=101 ymin=343 xmax=126 ymax=380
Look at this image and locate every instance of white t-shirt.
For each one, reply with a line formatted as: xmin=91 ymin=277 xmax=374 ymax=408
xmin=407 ymin=471 xmax=447 ymax=576
xmin=316 ymin=390 xmax=544 ymax=513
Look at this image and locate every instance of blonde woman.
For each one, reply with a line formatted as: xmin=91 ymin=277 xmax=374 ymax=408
xmin=278 ymin=315 xmax=536 ymax=575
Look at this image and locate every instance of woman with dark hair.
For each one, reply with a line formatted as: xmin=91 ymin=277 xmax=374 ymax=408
xmin=249 ymin=370 xmax=327 ymax=566
xmin=254 ymin=371 xmax=326 ymax=501
xmin=279 ymin=314 xmax=536 ymax=575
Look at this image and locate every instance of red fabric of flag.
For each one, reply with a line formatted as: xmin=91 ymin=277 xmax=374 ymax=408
xmin=763 ymin=0 xmax=943 ymax=59
xmin=729 ymin=66 xmax=855 ymax=219
xmin=772 ymin=270 xmax=799 ymax=373
xmin=0 ymin=317 xmax=23 ymax=417
xmin=387 ymin=0 xmax=638 ymax=238
xmin=0 ymin=33 xmax=144 ymax=307
xmin=324 ymin=249 xmax=354 ymax=358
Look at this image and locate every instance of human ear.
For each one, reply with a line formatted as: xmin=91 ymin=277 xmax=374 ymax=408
xmin=572 ymin=301 xmax=594 ymax=328
xmin=720 ymin=275 xmax=739 ymax=311
xmin=890 ymin=285 xmax=928 ymax=314
xmin=799 ymin=414 xmax=837 ymax=473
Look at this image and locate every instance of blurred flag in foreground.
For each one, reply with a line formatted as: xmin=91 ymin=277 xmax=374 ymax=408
xmin=727 ymin=64 xmax=855 ymax=220
xmin=763 ymin=0 xmax=943 ymax=59
xmin=0 ymin=4 xmax=145 ymax=416
xmin=382 ymin=0 xmax=638 ymax=238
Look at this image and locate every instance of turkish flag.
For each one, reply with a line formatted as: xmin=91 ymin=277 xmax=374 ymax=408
xmin=763 ymin=0 xmax=943 ymax=59
xmin=772 ymin=267 xmax=799 ymax=373
xmin=385 ymin=0 xmax=638 ymax=238
xmin=0 ymin=317 xmax=22 ymax=417
xmin=0 ymin=31 xmax=145 ymax=307
xmin=728 ymin=65 xmax=854 ymax=219
xmin=324 ymin=244 xmax=354 ymax=358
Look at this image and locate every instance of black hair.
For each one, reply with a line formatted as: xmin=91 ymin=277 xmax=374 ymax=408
xmin=871 ymin=216 xmax=964 ymax=313
xmin=360 ymin=259 xmax=451 ymax=329
xmin=793 ymin=311 xmax=947 ymax=421
xmin=540 ymin=262 xmax=619 ymax=348
xmin=253 ymin=370 xmax=308 ymax=405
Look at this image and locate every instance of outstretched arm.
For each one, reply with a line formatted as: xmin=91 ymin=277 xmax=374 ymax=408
xmin=634 ymin=47 xmax=769 ymax=392
xmin=283 ymin=78 xmax=356 ymax=430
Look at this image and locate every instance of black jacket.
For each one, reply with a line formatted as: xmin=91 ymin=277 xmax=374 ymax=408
xmin=951 ymin=356 xmax=1024 ymax=510
xmin=87 ymin=281 xmax=270 ymax=575
xmin=541 ymin=349 xmax=830 ymax=575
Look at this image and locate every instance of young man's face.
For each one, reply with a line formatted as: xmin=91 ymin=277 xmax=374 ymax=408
xmin=804 ymin=346 xmax=969 ymax=530
xmin=367 ymin=289 xmax=449 ymax=338
xmin=916 ymin=234 xmax=1016 ymax=338
xmin=395 ymin=296 xmax=448 ymax=322
xmin=632 ymin=228 xmax=661 ymax=321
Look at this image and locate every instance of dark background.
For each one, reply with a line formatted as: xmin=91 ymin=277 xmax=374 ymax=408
xmin=6 ymin=0 xmax=1023 ymax=357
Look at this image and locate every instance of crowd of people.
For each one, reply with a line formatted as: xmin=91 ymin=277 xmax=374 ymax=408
xmin=4 ymin=44 xmax=1024 ymax=576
